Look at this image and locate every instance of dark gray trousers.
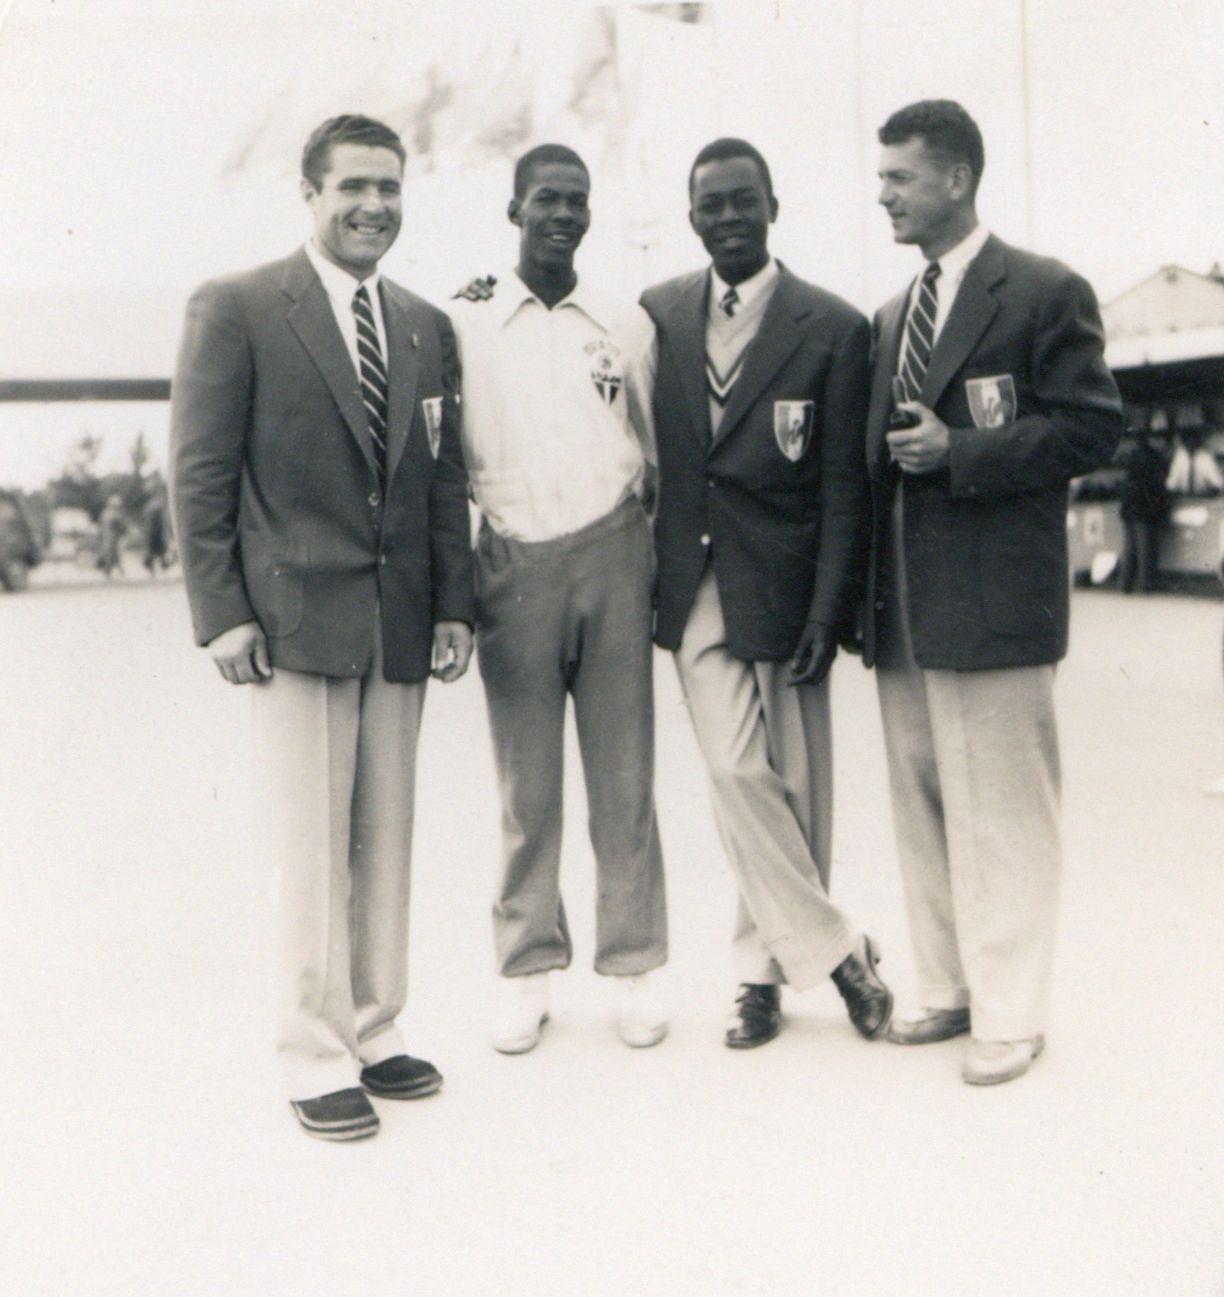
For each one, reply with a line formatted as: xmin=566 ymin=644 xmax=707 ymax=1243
xmin=474 ymin=496 xmax=668 ymax=977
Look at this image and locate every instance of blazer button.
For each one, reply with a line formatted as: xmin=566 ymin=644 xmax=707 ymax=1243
xmin=369 ymin=491 xmax=381 ymax=508
xmin=380 ymin=554 xmax=388 ymax=566
xmin=700 ymin=534 xmax=710 ymax=546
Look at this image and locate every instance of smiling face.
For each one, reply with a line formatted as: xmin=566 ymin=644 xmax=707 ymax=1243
xmin=510 ymin=161 xmax=591 ymax=278
xmin=877 ymin=136 xmax=974 ymax=260
xmin=302 ymin=142 xmax=403 ymax=279
xmin=689 ymin=155 xmax=777 ymax=285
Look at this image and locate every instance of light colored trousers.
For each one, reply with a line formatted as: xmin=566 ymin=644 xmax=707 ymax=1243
xmin=475 ymin=497 xmax=668 ymax=978
xmin=251 ymin=613 xmax=426 ymax=1100
xmin=674 ymin=567 xmax=855 ymax=990
xmin=875 ymin=488 xmax=1062 ymax=1042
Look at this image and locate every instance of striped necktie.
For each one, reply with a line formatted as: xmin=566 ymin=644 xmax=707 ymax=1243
xmin=719 ymin=286 xmax=739 ymax=318
xmin=352 ymin=284 xmax=388 ymax=485
xmin=897 ymin=261 xmax=940 ymax=403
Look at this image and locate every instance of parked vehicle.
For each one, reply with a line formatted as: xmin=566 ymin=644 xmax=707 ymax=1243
xmin=0 ymin=489 xmax=41 ymax=591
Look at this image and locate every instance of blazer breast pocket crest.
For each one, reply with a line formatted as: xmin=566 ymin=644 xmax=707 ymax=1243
xmin=773 ymin=400 xmax=815 ymax=462
xmin=965 ymin=374 xmax=1017 ymax=430
xmin=421 ymin=396 xmax=444 ymax=458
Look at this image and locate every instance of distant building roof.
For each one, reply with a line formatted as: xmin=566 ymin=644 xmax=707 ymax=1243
xmin=1103 ymin=264 xmax=1224 ymax=368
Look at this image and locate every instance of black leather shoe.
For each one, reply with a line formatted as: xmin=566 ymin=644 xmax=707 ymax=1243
xmin=360 ymin=1054 xmax=443 ymax=1099
xmin=830 ymin=936 xmax=893 ymax=1040
xmin=290 ymin=1088 xmax=379 ymax=1141
xmin=725 ymin=983 xmax=781 ymax=1049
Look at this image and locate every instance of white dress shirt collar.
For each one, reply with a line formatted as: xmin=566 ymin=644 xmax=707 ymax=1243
xmin=305 ymin=239 xmax=381 ymax=303
xmin=710 ymin=257 xmax=779 ymax=318
xmin=932 ymin=223 xmax=991 ymax=288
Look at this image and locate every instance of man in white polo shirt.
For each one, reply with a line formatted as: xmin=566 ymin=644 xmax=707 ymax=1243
xmin=448 ymin=144 xmax=667 ymax=1054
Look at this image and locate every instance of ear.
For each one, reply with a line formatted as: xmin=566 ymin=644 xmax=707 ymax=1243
xmin=949 ymin=162 xmax=972 ymax=202
xmin=300 ymin=177 xmax=317 ymax=204
xmin=688 ymin=206 xmax=699 ymax=238
xmin=508 ymin=197 xmax=522 ymax=227
xmin=768 ymin=195 xmax=780 ymax=224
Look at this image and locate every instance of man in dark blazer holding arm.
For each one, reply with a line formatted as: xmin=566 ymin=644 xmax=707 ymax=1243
xmin=641 ymin=138 xmax=893 ymax=1049
xmin=867 ymin=100 xmax=1122 ymax=1084
xmin=171 ymin=115 xmax=474 ymax=1139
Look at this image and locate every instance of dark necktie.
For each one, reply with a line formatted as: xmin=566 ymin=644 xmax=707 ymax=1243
xmin=719 ymin=286 xmax=739 ymax=318
xmin=897 ymin=261 xmax=941 ymax=403
xmin=352 ymin=284 xmax=388 ymax=485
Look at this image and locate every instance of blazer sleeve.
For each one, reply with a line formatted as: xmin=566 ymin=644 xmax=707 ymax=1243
xmin=807 ymin=313 xmax=872 ymax=631
xmin=948 ymin=271 xmax=1123 ymax=498
xmin=169 ymin=280 xmax=257 ymax=646
xmin=428 ymin=313 xmax=476 ymax=626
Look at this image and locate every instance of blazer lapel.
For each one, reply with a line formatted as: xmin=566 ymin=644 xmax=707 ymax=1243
xmin=711 ymin=267 xmax=807 ymax=449
xmin=664 ymin=273 xmax=713 ymax=451
xmin=921 ymin=235 xmax=1005 ymax=411
xmin=867 ymin=288 xmax=909 ymax=476
xmin=283 ymin=252 xmax=377 ymax=478
xmin=380 ymin=281 xmax=420 ymax=483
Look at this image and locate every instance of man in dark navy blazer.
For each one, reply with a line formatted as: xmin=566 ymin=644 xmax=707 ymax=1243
xmin=171 ymin=115 xmax=474 ymax=1139
xmin=867 ymin=100 xmax=1122 ymax=1084
xmin=641 ymin=138 xmax=893 ymax=1049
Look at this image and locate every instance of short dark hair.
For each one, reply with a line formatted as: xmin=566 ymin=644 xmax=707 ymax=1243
xmin=688 ymin=138 xmax=774 ymax=200
xmin=878 ymin=100 xmax=985 ymax=193
xmin=513 ymin=144 xmax=589 ymax=199
xmin=301 ymin=115 xmax=406 ymax=189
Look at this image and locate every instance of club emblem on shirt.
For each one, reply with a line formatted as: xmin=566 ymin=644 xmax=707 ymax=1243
xmin=965 ymin=374 xmax=1017 ymax=430
xmin=773 ymin=400 xmax=815 ymax=462
xmin=421 ymin=396 xmax=444 ymax=458
xmin=584 ymin=339 xmax=623 ymax=406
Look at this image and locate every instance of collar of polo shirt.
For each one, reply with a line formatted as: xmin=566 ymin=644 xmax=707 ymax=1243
xmin=493 ymin=269 xmax=612 ymax=333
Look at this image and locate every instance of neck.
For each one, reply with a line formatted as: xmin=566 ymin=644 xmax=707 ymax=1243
xmin=518 ymin=259 xmax=577 ymax=309
xmin=920 ymin=211 xmax=978 ymax=264
xmin=716 ymin=252 xmax=769 ymax=287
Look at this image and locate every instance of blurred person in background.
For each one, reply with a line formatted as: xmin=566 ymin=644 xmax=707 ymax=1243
xmin=1118 ymin=428 xmax=1169 ymax=593
xmin=97 ymin=492 xmax=126 ymax=578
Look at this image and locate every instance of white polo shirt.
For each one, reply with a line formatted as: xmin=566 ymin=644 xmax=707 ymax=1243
xmin=448 ymin=271 xmax=656 ymax=542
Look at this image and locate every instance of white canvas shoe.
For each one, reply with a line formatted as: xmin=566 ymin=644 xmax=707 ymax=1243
xmin=492 ymin=972 xmax=550 ymax=1054
xmin=613 ymin=971 xmax=668 ymax=1048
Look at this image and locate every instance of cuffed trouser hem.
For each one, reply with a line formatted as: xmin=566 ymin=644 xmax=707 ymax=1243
xmin=594 ymin=951 xmax=669 ymax=978
xmin=736 ymin=930 xmax=856 ymax=991
xmin=281 ymin=1057 xmax=362 ymax=1103
xmin=357 ymin=1024 xmax=408 ymax=1068
xmin=915 ymin=986 xmax=971 ymax=1012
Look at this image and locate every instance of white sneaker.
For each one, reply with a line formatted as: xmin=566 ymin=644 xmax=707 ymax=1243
xmin=613 ymin=971 xmax=668 ymax=1048
xmin=492 ymin=972 xmax=550 ymax=1054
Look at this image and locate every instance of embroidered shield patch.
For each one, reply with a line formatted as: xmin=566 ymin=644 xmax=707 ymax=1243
xmin=773 ymin=400 xmax=814 ymax=462
xmin=965 ymin=374 xmax=1017 ymax=430
xmin=584 ymin=339 xmax=623 ymax=405
xmin=421 ymin=396 xmax=444 ymax=458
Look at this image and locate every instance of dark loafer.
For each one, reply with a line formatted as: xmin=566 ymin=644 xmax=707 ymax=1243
xmin=725 ymin=983 xmax=781 ymax=1049
xmin=830 ymin=935 xmax=893 ymax=1040
xmin=290 ymin=1087 xmax=379 ymax=1141
xmin=360 ymin=1054 xmax=443 ymax=1099
xmin=886 ymin=1006 xmax=971 ymax=1045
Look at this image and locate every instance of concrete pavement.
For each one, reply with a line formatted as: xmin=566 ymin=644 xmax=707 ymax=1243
xmin=1 ymin=578 xmax=1221 ymax=1297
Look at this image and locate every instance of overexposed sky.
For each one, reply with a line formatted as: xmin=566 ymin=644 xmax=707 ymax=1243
xmin=1 ymin=0 xmax=1221 ymax=487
